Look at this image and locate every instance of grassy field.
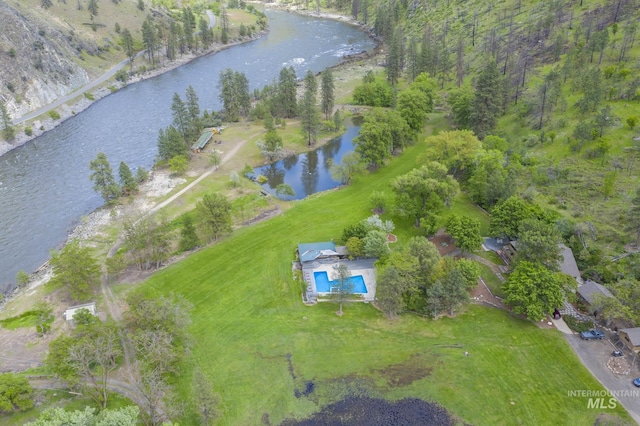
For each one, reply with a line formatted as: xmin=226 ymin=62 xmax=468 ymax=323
xmin=131 ymin=139 xmax=631 ymax=424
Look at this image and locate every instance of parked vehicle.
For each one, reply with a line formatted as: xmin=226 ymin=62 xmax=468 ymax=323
xmin=613 ymin=350 xmax=623 ymax=357
xmin=633 ymin=378 xmax=640 ymax=387
xmin=580 ymin=329 xmax=605 ymax=340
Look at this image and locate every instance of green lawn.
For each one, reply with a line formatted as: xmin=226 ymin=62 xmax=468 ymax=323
xmin=131 ymin=140 xmax=631 ymax=425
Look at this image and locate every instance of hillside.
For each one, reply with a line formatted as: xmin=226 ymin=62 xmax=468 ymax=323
xmin=0 ymin=0 xmax=151 ymax=119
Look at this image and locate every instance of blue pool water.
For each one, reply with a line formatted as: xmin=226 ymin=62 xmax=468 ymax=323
xmin=313 ymin=271 xmax=368 ymax=293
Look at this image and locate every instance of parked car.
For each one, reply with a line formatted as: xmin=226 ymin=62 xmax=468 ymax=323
xmin=633 ymin=378 xmax=640 ymax=387
xmin=580 ymin=329 xmax=606 ymax=340
xmin=613 ymin=350 xmax=624 ymax=357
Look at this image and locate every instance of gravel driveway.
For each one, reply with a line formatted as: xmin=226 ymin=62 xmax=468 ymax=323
xmin=565 ymin=333 xmax=640 ymax=424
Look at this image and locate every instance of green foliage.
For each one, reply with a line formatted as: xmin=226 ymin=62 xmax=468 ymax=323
xmin=34 ymin=301 xmax=54 ymax=337
xmin=563 ymin=315 xmax=594 ymax=333
xmin=627 ymin=116 xmax=638 ymax=130
xmin=180 ymin=213 xmax=200 ymax=252
xmin=1 ymin=102 xmax=15 ymax=141
xmin=169 ymin=154 xmax=189 ymax=175
xmin=0 ymin=373 xmax=34 ymax=413
xmin=197 ymin=192 xmax=232 ymax=241
xmin=0 ymin=310 xmax=40 ymax=330
xmin=504 ymin=261 xmax=573 ymax=321
xmin=369 ymin=190 xmax=387 ymax=213
xmin=396 ymin=88 xmax=430 ymax=132
xmin=426 ymin=130 xmax=482 ymax=175
xmin=346 ymin=236 xmax=364 ymax=258
xmin=15 ymin=270 xmax=30 ymax=287
xmin=447 ymin=85 xmax=473 ymax=129
xmin=218 ymin=69 xmax=251 ymax=122
xmin=26 ymin=406 xmax=139 ymax=425
xmin=363 ymin=229 xmax=389 ymax=258
xmin=352 ymin=80 xmax=394 ymax=107
xmin=470 ymin=59 xmax=503 ymax=139
xmin=192 ymin=369 xmax=218 ymax=425
xmin=89 ymin=152 xmax=121 ymax=203
xmin=157 ymin=126 xmax=188 ymax=162
xmin=118 ymin=161 xmax=138 ymax=195
xmin=427 ymin=267 xmax=469 ymax=317
xmin=516 ymin=219 xmax=562 ymax=270
xmin=390 ymin=161 xmax=459 ymax=227
xmin=257 ymin=129 xmax=283 ymax=161
xmin=445 ymin=214 xmax=483 ymax=253
xmin=49 ymin=240 xmax=101 ymax=301
xmin=329 ymin=152 xmax=365 ymax=185
xmin=24 ymin=126 xmax=32 ymax=136
xmin=48 ymin=110 xmax=60 ymax=120
xmin=354 ymin=108 xmax=413 ymax=168
xmin=124 ymin=215 xmax=171 ymax=270
xmin=321 ymin=69 xmax=335 ymax=120
xmin=275 ymin=184 xmax=295 ymax=200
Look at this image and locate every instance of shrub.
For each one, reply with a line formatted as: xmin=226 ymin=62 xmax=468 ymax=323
xmin=8 ymin=48 xmax=16 ymax=58
xmin=563 ymin=315 xmax=594 ymax=333
xmin=84 ymin=92 xmax=95 ymax=101
xmin=24 ymin=127 xmax=32 ymax=136
xmin=48 ymin=110 xmax=60 ymax=120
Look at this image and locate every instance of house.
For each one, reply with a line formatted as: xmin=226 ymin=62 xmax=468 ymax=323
xmin=63 ymin=302 xmax=96 ymax=321
xmin=559 ymin=244 xmax=580 ymax=281
xmin=297 ymin=242 xmax=346 ymax=264
xmin=576 ymin=280 xmax=614 ymax=309
xmin=619 ymin=328 xmax=640 ymax=352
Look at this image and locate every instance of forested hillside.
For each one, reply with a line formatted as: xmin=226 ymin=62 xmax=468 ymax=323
xmin=341 ymin=0 xmax=640 ymax=281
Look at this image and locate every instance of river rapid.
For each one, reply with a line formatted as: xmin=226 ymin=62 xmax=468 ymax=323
xmin=0 ymin=9 xmax=375 ymax=291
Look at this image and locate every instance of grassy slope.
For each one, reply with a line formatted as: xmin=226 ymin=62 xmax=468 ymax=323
xmin=134 ymin=138 xmax=630 ymax=424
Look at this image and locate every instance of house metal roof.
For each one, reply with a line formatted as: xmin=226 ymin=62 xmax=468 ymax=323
xmin=298 ymin=242 xmax=337 ymax=263
xmin=577 ymin=280 xmax=614 ymax=305
xmin=559 ymin=244 xmax=580 ymax=279
xmin=620 ymin=328 xmax=640 ymax=346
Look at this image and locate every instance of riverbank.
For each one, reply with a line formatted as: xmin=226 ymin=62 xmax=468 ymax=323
xmin=0 ymin=28 xmax=268 ymax=158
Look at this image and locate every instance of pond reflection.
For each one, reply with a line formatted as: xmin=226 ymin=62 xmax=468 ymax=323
xmin=252 ymin=121 xmax=361 ymax=200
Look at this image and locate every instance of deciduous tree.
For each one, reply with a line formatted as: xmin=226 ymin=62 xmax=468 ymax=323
xmin=196 ymin=192 xmax=232 ymax=241
xmin=503 ymin=261 xmax=573 ymax=321
xmin=445 ymin=215 xmax=483 ymax=254
xmin=390 ymin=162 xmax=459 ymax=227
xmin=0 ymin=373 xmax=34 ymax=413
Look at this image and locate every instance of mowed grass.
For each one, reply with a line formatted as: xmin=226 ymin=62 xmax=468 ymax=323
xmin=134 ymin=140 xmax=631 ymax=425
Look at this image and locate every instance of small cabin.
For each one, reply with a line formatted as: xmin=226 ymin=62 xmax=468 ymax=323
xmin=63 ymin=302 xmax=96 ymax=321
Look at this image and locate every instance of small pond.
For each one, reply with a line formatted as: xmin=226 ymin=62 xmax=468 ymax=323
xmin=251 ymin=119 xmax=361 ymax=200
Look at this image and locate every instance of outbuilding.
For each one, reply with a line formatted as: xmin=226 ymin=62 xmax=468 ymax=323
xmin=619 ymin=328 xmax=640 ymax=352
xmin=63 ymin=302 xmax=96 ymax=321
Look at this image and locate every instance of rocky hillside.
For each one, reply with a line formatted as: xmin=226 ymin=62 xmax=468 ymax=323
xmin=0 ymin=1 xmax=96 ymax=119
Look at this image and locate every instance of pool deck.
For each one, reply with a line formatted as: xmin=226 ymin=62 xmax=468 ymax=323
xmin=303 ymin=259 xmax=377 ymax=302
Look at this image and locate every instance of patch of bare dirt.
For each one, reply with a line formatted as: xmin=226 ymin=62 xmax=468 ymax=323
xmin=428 ymin=229 xmax=459 ymax=257
xmin=375 ymin=354 xmax=433 ymax=387
xmin=470 ymin=280 xmax=506 ymax=310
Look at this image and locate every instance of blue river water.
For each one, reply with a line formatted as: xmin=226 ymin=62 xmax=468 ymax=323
xmin=0 ymin=10 xmax=375 ymax=291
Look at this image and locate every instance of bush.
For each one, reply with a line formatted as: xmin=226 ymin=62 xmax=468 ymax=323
xmin=24 ymin=127 xmax=32 ymax=136
xmin=84 ymin=92 xmax=95 ymax=101
xmin=48 ymin=110 xmax=60 ymax=120
xmin=563 ymin=315 xmax=594 ymax=333
xmin=8 ymin=48 xmax=16 ymax=58
xmin=16 ymin=270 xmax=30 ymax=286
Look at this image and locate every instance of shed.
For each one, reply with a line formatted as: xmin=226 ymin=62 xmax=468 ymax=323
xmin=63 ymin=302 xmax=96 ymax=321
xmin=191 ymin=130 xmax=213 ymax=152
xmin=577 ymin=280 xmax=614 ymax=306
xmin=619 ymin=328 xmax=640 ymax=352
xmin=559 ymin=244 xmax=580 ymax=280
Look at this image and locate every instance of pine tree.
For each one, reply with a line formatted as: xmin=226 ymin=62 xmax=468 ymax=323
xmin=469 ymin=59 xmax=502 ymax=139
xmin=300 ymin=70 xmax=320 ymax=146
xmin=89 ymin=153 xmax=120 ymax=202
xmin=118 ymin=162 xmax=138 ymax=195
xmin=171 ymin=93 xmax=189 ymax=140
xmin=321 ymin=69 xmax=335 ymax=120
xmin=1 ymin=102 xmax=15 ymax=141
xmin=277 ymin=67 xmax=298 ymax=118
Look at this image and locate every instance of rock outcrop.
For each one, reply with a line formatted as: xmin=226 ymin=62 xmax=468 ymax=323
xmin=0 ymin=1 xmax=92 ymax=119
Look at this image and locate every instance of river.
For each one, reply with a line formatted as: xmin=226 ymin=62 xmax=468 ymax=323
xmin=0 ymin=10 xmax=375 ymax=291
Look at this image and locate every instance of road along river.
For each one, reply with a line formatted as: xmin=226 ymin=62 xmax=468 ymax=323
xmin=0 ymin=9 xmax=375 ymax=291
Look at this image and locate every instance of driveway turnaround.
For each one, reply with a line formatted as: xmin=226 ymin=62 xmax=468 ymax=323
xmin=565 ymin=334 xmax=640 ymax=424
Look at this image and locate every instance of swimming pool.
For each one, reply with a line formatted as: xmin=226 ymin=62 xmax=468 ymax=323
xmin=313 ymin=271 xmax=368 ymax=293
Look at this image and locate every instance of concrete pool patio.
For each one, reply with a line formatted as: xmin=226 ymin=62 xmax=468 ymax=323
xmin=302 ymin=259 xmax=377 ymax=303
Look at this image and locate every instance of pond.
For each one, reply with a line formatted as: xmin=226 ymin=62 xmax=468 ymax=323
xmin=251 ymin=119 xmax=361 ymax=200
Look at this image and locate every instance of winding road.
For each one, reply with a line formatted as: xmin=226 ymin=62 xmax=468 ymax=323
xmin=12 ymin=10 xmax=216 ymax=126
